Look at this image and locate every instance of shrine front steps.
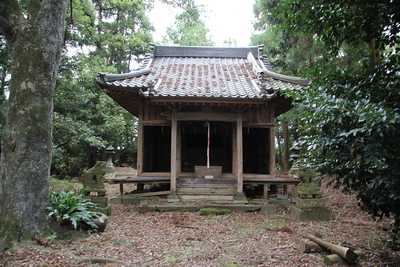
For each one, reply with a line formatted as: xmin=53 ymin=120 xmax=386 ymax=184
xmin=177 ymin=187 xmax=237 ymax=202
xmin=176 ymin=178 xmax=238 ymax=202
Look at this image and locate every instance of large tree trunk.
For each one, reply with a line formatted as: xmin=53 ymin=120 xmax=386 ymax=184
xmin=0 ymin=0 xmax=67 ymax=249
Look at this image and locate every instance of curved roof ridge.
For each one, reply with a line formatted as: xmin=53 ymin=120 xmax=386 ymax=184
xmin=152 ymin=44 xmax=259 ymax=58
xmin=247 ymin=51 xmax=309 ymax=86
xmin=98 ymin=68 xmax=151 ymax=82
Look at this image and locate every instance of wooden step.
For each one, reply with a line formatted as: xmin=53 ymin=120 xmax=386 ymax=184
xmin=177 ymin=183 xmax=237 ymax=189
xmin=179 ymin=195 xmax=235 ymax=202
xmin=177 ymin=187 xmax=237 ymax=195
xmin=177 ymin=178 xmax=237 ymax=185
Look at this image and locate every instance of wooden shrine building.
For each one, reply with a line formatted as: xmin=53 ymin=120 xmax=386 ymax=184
xmin=96 ymin=45 xmax=309 ymax=202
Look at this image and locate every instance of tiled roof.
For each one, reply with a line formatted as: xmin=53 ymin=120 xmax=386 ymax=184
xmin=97 ymin=45 xmax=308 ymax=101
xmin=96 ymin=45 xmax=309 ymax=117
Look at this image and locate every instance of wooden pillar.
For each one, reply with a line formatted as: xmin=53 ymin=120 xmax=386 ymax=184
xmin=236 ymin=112 xmax=243 ymax=195
xmin=270 ymin=105 xmax=277 ymax=177
xmin=263 ymin=184 xmax=269 ymax=199
xmin=270 ymin=126 xmax=276 ymax=176
xmin=170 ymin=109 xmax=178 ymax=196
xmin=137 ymin=101 xmax=144 ymax=174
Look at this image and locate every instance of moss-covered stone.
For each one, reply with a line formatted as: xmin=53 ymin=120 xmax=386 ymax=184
xmin=199 ymin=208 xmax=231 ymax=216
xmin=291 ymin=207 xmax=332 ymax=221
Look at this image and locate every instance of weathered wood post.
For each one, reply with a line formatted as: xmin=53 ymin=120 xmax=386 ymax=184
xmin=234 ymin=111 xmax=247 ymax=204
xmin=168 ymin=108 xmax=180 ymax=202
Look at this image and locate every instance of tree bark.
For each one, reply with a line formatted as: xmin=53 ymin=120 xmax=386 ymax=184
xmin=0 ymin=0 xmax=67 ymax=250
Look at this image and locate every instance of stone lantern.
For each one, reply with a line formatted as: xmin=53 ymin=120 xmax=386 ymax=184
xmin=287 ymin=143 xmax=332 ymax=221
xmin=105 ymin=145 xmax=116 ymax=173
xmin=288 ymin=144 xmax=301 ymax=179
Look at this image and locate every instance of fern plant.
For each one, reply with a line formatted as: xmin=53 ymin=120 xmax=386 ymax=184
xmin=47 ymin=188 xmax=100 ymax=230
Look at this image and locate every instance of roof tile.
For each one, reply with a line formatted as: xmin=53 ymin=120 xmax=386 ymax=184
xmin=98 ymin=45 xmax=308 ymax=100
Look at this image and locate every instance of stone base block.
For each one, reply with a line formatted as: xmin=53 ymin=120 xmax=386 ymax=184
xmin=167 ymin=194 xmax=181 ymax=203
xmin=268 ymin=199 xmax=291 ymax=206
xmin=122 ymin=197 xmax=147 ymax=204
xmin=260 ymin=204 xmax=277 ymax=213
xmin=295 ymin=197 xmax=327 ymax=209
xmin=88 ymin=196 xmax=108 ymax=203
xmin=109 ymin=197 xmax=122 ymax=204
xmin=291 ymin=207 xmax=332 ymax=221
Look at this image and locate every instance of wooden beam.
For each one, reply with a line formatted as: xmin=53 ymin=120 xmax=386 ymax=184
xmin=138 ymin=120 xmax=171 ymax=125
xmin=161 ymin=111 xmax=249 ymax=122
xmin=176 ymin=112 xmax=246 ymax=122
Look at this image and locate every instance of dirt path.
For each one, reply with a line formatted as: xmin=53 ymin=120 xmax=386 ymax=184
xmin=1 ymin=176 xmax=400 ymax=266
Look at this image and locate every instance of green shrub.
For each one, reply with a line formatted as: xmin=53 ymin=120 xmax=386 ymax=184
xmin=199 ymin=208 xmax=231 ymax=216
xmin=47 ymin=188 xmax=100 ymax=230
xmin=50 ymin=176 xmax=80 ymax=192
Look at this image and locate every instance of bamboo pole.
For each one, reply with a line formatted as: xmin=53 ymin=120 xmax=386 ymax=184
xmin=307 ymin=234 xmax=358 ymax=262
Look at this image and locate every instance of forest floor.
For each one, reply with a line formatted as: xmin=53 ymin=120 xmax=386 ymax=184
xmin=1 ymin=168 xmax=400 ymax=267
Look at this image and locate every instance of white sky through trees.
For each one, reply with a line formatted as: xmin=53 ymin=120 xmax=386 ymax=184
xmin=148 ymin=0 xmax=255 ymax=46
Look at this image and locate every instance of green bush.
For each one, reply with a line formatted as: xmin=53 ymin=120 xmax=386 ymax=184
xmin=199 ymin=208 xmax=231 ymax=216
xmin=50 ymin=176 xmax=80 ymax=192
xmin=47 ymin=188 xmax=100 ymax=230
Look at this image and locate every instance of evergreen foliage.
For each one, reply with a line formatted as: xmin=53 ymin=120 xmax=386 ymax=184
xmin=53 ymin=53 xmax=138 ymax=178
xmin=257 ymin=0 xmax=400 ymax=242
xmin=162 ymin=0 xmax=214 ymax=46
xmin=51 ymin=0 xmax=152 ymax=177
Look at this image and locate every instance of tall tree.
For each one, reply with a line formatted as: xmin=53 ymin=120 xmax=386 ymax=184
xmin=50 ymin=0 xmax=152 ymax=177
xmin=271 ymin=0 xmax=400 ymax=241
xmin=162 ymin=0 xmax=214 ymax=46
xmin=92 ymin=0 xmax=153 ymax=73
xmin=0 ymin=0 xmax=68 ymax=249
xmin=53 ymin=54 xmax=138 ymax=177
xmin=251 ymin=0 xmax=323 ymax=75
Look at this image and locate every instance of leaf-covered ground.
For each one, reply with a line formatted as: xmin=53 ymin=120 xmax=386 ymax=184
xmin=1 ymin=170 xmax=400 ymax=266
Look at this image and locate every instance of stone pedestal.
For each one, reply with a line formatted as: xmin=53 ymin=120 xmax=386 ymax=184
xmin=291 ymin=171 xmax=332 ymax=221
xmin=167 ymin=191 xmax=180 ymax=203
xmin=234 ymin=192 xmax=248 ymax=204
xmin=291 ymin=197 xmax=332 ymax=221
xmin=291 ymin=206 xmax=332 ymax=221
